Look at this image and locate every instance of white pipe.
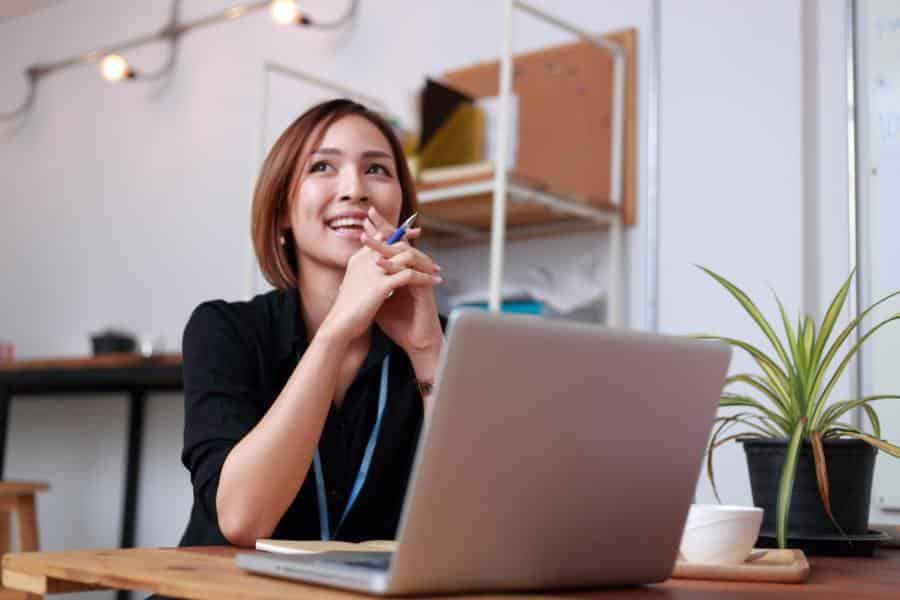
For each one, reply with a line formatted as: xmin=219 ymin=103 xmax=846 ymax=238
xmin=511 ymin=0 xmax=627 ymax=327
xmin=608 ymin=213 xmax=623 ymax=327
xmin=514 ymin=0 xmax=622 ymax=55
xmin=489 ymin=0 xmax=515 ymax=313
xmin=609 ymin=52 xmax=626 ymax=208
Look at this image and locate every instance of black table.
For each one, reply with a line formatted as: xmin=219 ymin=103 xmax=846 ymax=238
xmin=0 ymin=353 xmax=183 ymax=600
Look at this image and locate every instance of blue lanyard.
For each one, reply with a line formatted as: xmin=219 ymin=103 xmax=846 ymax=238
xmin=313 ymin=354 xmax=390 ymax=541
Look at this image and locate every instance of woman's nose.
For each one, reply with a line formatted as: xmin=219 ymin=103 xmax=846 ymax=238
xmin=338 ymin=169 xmax=369 ymax=203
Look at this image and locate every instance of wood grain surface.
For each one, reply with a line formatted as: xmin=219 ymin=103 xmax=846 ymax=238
xmin=0 ymin=353 xmax=181 ymax=373
xmin=672 ymin=549 xmax=809 ymax=583
xmin=3 ymin=546 xmax=900 ymax=599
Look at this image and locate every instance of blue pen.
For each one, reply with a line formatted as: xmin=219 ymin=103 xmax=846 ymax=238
xmin=386 ymin=213 xmax=418 ymax=245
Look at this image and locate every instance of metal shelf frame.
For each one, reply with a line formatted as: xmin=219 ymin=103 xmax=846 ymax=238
xmin=420 ymin=0 xmax=627 ymax=326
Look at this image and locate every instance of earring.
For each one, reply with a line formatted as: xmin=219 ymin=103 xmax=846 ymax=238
xmin=279 ymin=234 xmax=286 ymax=246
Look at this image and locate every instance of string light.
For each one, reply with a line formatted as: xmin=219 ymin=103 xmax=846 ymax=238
xmin=270 ymin=0 xmax=299 ymax=25
xmin=1 ymin=0 xmax=358 ymax=120
xmin=100 ymin=55 xmax=134 ymax=82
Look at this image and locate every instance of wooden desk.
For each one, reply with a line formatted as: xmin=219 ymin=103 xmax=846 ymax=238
xmin=3 ymin=546 xmax=900 ymax=599
xmin=0 ymin=354 xmax=182 ymax=554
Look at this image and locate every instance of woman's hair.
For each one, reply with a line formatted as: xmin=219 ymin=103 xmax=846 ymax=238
xmin=251 ymin=98 xmax=418 ymax=289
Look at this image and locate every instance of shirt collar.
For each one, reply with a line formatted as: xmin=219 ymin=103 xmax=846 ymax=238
xmin=276 ymin=288 xmax=392 ymax=372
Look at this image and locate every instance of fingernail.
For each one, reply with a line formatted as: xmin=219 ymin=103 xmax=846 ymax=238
xmin=433 ymin=264 xmax=442 ymax=272
xmin=432 ymin=275 xmax=443 ymax=283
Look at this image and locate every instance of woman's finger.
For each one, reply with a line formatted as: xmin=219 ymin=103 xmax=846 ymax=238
xmin=361 ymin=232 xmax=402 ymax=257
xmin=364 ymin=235 xmax=441 ymax=273
xmin=367 ymin=206 xmax=396 ymax=238
xmin=363 ymin=217 xmax=380 ymax=238
xmin=385 ymin=267 xmax=443 ymax=290
xmin=377 ymin=249 xmax=441 ymax=275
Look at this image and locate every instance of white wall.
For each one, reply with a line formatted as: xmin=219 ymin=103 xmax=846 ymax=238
xmin=1 ymin=3 xmax=655 ymax=598
xmin=1 ymin=3 xmax=889 ymax=596
xmin=659 ymin=0 xmax=805 ymax=505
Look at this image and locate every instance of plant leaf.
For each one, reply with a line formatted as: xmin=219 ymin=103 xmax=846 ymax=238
xmin=777 ymin=418 xmax=807 ymax=549
xmin=811 ymin=431 xmax=848 ymax=539
xmin=720 ymin=393 xmax=792 ymax=434
xmin=779 ymin=303 xmax=813 ymax=414
xmin=800 ymin=315 xmax=816 ymax=413
xmin=706 ymin=413 xmax=769 ymax=504
xmin=818 ymin=395 xmax=900 ymax=435
xmin=697 ymin=265 xmax=793 ymax=371
xmin=725 ymin=373 xmax=791 ymax=418
xmin=809 ymin=271 xmax=855 ymax=371
xmin=810 ymin=314 xmax=900 ymax=428
xmin=715 ymin=412 xmax=783 ymax=437
xmin=863 ymin=404 xmax=882 ymax=439
xmin=809 ymin=289 xmax=900 ymax=408
xmin=774 ymin=292 xmax=799 ymax=368
xmin=824 ymin=423 xmax=861 ymax=438
xmin=830 ymin=429 xmax=900 ymax=458
xmin=694 ymin=334 xmax=794 ymax=407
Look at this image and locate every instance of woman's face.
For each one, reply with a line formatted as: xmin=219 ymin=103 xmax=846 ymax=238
xmin=287 ymin=114 xmax=403 ymax=272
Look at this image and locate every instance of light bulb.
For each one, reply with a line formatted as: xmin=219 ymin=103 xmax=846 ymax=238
xmin=270 ymin=0 xmax=299 ymax=25
xmin=100 ymin=55 xmax=132 ymax=82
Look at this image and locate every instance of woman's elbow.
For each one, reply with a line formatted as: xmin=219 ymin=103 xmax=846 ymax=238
xmin=216 ymin=494 xmax=271 ymax=548
xmin=218 ymin=508 xmax=266 ymax=548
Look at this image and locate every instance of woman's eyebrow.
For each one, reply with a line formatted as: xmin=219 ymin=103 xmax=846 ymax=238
xmin=312 ymin=147 xmax=392 ymax=160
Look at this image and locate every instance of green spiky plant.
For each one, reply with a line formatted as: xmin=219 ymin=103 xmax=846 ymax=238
xmin=697 ymin=266 xmax=900 ymax=549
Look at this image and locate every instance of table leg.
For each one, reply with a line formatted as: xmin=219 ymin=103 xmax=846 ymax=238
xmin=0 ymin=387 xmax=9 ymax=479
xmin=118 ymin=390 xmax=146 ymax=600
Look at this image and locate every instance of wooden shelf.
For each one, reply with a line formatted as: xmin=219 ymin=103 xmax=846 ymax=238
xmin=416 ymin=174 xmax=620 ymax=244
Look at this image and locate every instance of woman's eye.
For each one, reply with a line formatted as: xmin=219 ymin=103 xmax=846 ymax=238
xmin=366 ymin=164 xmax=391 ymax=176
xmin=310 ymin=161 xmax=332 ymax=173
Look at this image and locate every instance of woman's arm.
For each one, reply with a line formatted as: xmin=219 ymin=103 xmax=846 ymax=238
xmin=215 ymin=242 xmax=440 ymax=547
xmin=215 ymin=325 xmax=348 ymax=547
xmin=406 ymin=338 xmax=443 ymax=414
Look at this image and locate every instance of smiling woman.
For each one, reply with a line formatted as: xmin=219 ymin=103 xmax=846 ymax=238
xmin=178 ymin=99 xmax=446 ymax=550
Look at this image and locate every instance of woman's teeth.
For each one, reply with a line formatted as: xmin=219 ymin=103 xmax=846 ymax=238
xmin=328 ymin=217 xmax=364 ymax=230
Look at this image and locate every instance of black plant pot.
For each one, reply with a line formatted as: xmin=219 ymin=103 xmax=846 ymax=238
xmin=742 ymin=438 xmax=876 ymax=539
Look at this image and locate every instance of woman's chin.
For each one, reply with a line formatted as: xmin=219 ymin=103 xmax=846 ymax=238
xmin=330 ymin=227 xmax=364 ymax=241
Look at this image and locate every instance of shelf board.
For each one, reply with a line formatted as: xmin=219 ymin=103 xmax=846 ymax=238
xmin=415 ymin=174 xmax=619 ymax=242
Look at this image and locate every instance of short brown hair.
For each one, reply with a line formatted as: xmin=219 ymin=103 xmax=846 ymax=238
xmin=251 ymin=99 xmax=418 ymax=290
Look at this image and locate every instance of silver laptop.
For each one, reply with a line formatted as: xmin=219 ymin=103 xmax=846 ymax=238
xmin=236 ymin=310 xmax=731 ymax=595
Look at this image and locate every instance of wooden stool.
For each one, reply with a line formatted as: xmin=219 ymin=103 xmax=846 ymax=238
xmin=0 ymin=482 xmax=48 ymax=600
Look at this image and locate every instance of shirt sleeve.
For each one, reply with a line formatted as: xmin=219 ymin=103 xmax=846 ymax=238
xmin=180 ymin=301 xmax=264 ymax=527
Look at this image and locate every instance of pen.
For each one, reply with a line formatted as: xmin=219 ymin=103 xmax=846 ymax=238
xmin=386 ymin=213 xmax=418 ymax=245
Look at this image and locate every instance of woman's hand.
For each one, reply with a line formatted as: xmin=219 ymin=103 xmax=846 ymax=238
xmin=363 ymin=208 xmax=445 ymax=382
xmin=319 ymin=219 xmax=441 ymax=346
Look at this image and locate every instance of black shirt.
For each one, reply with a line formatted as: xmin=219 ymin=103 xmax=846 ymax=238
xmin=178 ymin=288 xmax=430 ymax=546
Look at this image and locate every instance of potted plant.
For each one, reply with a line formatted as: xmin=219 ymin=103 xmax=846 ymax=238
xmin=698 ymin=266 xmax=900 ymax=549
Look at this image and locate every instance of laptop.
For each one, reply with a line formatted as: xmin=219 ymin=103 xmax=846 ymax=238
xmin=236 ymin=310 xmax=732 ymax=595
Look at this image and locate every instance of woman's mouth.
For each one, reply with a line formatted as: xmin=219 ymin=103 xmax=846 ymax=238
xmin=326 ymin=216 xmax=366 ymax=239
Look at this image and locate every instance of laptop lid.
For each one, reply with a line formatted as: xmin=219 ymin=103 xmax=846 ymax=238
xmin=384 ymin=310 xmax=731 ymax=594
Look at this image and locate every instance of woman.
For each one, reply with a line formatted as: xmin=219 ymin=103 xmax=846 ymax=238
xmin=179 ymin=99 xmax=445 ymax=548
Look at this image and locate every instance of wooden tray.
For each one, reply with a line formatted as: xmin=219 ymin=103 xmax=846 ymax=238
xmin=672 ymin=549 xmax=810 ymax=584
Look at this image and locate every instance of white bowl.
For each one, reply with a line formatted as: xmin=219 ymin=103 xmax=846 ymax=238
xmin=679 ymin=504 xmax=764 ymax=564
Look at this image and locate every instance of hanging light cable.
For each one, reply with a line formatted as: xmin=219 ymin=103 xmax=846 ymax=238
xmin=0 ymin=0 xmax=359 ymax=121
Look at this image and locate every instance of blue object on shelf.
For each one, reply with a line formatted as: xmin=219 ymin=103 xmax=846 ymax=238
xmin=458 ymin=299 xmax=543 ymax=315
